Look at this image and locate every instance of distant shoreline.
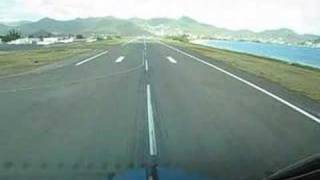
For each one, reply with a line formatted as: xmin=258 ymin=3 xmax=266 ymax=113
xmin=192 ymin=39 xmax=320 ymax=70
xmin=193 ymin=39 xmax=320 ymax=49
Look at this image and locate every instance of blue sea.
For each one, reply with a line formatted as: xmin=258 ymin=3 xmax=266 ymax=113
xmin=196 ymin=40 xmax=320 ymax=69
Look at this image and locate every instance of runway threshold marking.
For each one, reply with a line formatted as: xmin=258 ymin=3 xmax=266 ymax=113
xmin=146 ymin=84 xmax=157 ymax=156
xmin=75 ymin=50 xmax=108 ymax=66
xmin=160 ymin=42 xmax=320 ymax=124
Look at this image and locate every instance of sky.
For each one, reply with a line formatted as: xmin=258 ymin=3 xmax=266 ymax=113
xmin=0 ymin=0 xmax=319 ymax=35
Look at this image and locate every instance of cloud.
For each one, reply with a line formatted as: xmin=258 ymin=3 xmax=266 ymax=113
xmin=1 ymin=0 xmax=319 ymax=35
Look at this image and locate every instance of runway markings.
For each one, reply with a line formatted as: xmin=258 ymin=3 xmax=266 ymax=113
xmin=145 ymin=60 xmax=149 ymax=72
xmin=115 ymin=56 xmax=125 ymax=63
xmin=160 ymin=42 xmax=320 ymax=124
xmin=166 ymin=56 xmax=177 ymax=64
xmin=75 ymin=50 xmax=108 ymax=66
xmin=146 ymin=84 xmax=157 ymax=156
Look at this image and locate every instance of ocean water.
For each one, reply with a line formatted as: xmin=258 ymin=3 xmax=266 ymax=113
xmin=196 ymin=40 xmax=320 ymax=69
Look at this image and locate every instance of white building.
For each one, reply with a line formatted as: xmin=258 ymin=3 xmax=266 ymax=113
xmin=37 ymin=37 xmax=59 ymax=45
xmin=8 ymin=38 xmax=30 ymax=45
xmin=58 ymin=37 xmax=74 ymax=43
xmin=7 ymin=38 xmax=40 ymax=45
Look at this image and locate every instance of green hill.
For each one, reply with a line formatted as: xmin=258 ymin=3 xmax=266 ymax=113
xmin=133 ymin=16 xmax=228 ymax=36
xmin=0 ymin=17 xmax=150 ymax=36
xmin=0 ymin=16 xmax=319 ymax=44
xmin=0 ymin=24 xmax=10 ymax=34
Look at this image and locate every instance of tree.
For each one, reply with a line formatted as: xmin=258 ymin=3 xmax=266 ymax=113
xmin=166 ymin=34 xmax=189 ymax=43
xmin=76 ymin=34 xmax=84 ymax=39
xmin=2 ymin=29 xmax=21 ymax=42
xmin=96 ymin=36 xmax=104 ymax=41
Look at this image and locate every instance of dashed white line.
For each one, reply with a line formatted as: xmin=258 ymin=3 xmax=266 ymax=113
xmin=147 ymin=84 xmax=157 ymax=156
xmin=145 ymin=60 xmax=149 ymax=72
xmin=115 ymin=56 xmax=125 ymax=63
xmin=166 ymin=56 xmax=177 ymax=64
xmin=75 ymin=50 xmax=108 ymax=66
xmin=160 ymin=42 xmax=320 ymax=124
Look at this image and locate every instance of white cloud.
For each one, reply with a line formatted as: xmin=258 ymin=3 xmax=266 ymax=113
xmin=1 ymin=0 xmax=319 ymax=34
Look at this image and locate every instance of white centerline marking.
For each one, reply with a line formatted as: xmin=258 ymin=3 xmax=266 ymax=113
xmin=147 ymin=84 xmax=157 ymax=156
xmin=115 ymin=56 xmax=125 ymax=63
xmin=160 ymin=42 xmax=320 ymax=124
xmin=166 ymin=56 xmax=177 ymax=64
xmin=75 ymin=50 xmax=108 ymax=66
xmin=145 ymin=60 xmax=149 ymax=72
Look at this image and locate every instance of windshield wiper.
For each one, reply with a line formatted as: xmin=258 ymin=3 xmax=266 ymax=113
xmin=266 ymin=154 xmax=320 ymax=180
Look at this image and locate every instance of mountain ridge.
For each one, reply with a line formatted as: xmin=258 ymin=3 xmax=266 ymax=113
xmin=1 ymin=16 xmax=151 ymax=36
xmin=0 ymin=16 xmax=319 ymax=44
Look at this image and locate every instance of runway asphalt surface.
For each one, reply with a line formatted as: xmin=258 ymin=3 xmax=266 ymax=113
xmin=0 ymin=38 xmax=319 ymax=180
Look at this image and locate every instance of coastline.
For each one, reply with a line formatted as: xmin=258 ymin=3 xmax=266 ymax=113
xmin=192 ymin=39 xmax=320 ymax=70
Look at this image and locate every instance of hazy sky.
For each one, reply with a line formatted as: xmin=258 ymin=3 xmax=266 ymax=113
xmin=1 ymin=0 xmax=320 ymax=35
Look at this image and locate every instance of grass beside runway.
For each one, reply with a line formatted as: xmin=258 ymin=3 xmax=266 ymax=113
xmin=0 ymin=39 xmax=125 ymax=76
xmin=163 ymin=39 xmax=320 ymax=101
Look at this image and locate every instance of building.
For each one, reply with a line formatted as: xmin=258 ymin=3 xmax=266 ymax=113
xmin=37 ymin=37 xmax=59 ymax=45
xmin=5 ymin=36 xmax=75 ymax=46
xmin=58 ymin=37 xmax=74 ymax=43
xmin=6 ymin=38 xmax=40 ymax=45
xmin=7 ymin=38 xmax=31 ymax=45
